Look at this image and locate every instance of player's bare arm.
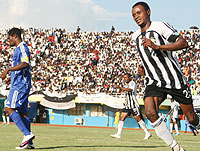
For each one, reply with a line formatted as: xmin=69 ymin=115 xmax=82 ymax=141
xmin=166 ymin=109 xmax=173 ymax=117
xmin=141 ymin=36 xmax=188 ymax=51
xmin=114 ymin=85 xmax=133 ymax=92
xmin=1 ymin=62 xmax=29 ymax=80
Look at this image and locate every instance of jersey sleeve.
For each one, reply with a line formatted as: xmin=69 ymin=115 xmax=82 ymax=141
xmin=19 ymin=44 xmax=30 ymax=64
xmin=159 ymin=22 xmax=180 ymax=43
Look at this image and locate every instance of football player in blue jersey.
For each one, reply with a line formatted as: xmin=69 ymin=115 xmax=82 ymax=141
xmin=1 ymin=27 xmax=35 ymax=149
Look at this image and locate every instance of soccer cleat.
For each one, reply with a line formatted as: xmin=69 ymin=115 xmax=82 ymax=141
xmin=144 ymin=133 xmax=152 ymax=139
xmin=20 ymin=133 xmax=35 ymax=147
xmin=172 ymin=144 xmax=186 ymax=151
xmin=16 ymin=143 xmax=35 ymax=150
xmin=174 ymin=133 xmax=180 ymax=136
xmin=110 ymin=134 xmax=121 ymax=138
xmin=16 ymin=145 xmax=27 ymax=149
xmin=26 ymin=143 xmax=35 ymax=149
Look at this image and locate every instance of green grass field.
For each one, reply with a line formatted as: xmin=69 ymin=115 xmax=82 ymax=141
xmin=0 ymin=123 xmax=199 ymax=151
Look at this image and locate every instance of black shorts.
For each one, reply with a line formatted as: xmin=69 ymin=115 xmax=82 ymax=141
xmin=121 ymin=108 xmax=141 ymax=116
xmin=144 ymin=85 xmax=192 ymax=105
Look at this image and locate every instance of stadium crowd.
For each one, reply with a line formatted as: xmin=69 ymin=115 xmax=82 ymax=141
xmin=0 ymin=27 xmax=199 ymax=97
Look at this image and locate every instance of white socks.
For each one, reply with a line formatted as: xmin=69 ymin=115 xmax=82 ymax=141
xmin=174 ymin=124 xmax=179 ymax=134
xmin=195 ymin=116 xmax=200 ymax=129
xmin=2 ymin=116 xmax=6 ymax=123
xmin=170 ymin=123 xmax=179 ymax=134
xmin=117 ymin=121 xmax=124 ymax=136
xmin=138 ymin=120 xmax=149 ymax=134
xmin=170 ymin=123 xmax=173 ymax=133
xmin=151 ymin=116 xmax=177 ymax=148
xmin=7 ymin=116 xmax=10 ymax=124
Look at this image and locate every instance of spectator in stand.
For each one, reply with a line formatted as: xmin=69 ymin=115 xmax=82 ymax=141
xmin=0 ymin=27 xmax=199 ymax=97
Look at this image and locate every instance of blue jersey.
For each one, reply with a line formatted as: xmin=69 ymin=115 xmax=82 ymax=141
xmin=11 ymin=42 xmax=31 ymax=93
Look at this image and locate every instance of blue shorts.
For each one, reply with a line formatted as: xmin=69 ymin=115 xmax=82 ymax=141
xmin=5 ymin=89 xmax=29 ymax=113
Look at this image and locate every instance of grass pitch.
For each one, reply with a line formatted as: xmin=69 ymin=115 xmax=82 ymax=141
xmin=0 ymin=123 xmax=199 ymax=151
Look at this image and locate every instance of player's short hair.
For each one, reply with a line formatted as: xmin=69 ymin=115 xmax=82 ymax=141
xmin=132 ymin=1 xmax=150 ymax=12
xmin=8 ymin=27 xmax=22 ymax=40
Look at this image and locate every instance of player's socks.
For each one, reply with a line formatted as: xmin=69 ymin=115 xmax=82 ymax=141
xmin=170 ymin=123 xmax=173 ymax=133
xmin=174 ymin=124 xmax=179 ymax=135
xmin=138 ymin=120 xmax=149 ymax=134
xmin=7 ymin=116 xmax=10 ymax=124
xmin=10 ymin=111 xmax=31 ymax=136
xmin=22 ymin=116 xmax=33 ymax=145
xmin=116 ymin=121 xmax=124 ymax=136
xmin=195 ymin=116 xmax=200 ymax=130
xmin=2 ymin=115 xmax=6 ymax=124
xmin=151 ymin=116 xmax=178 ymax=148
xmin=138 ymin=120 xmax=152 ymax=139
xmin=190 ymin=128 xmax=196 ymax=136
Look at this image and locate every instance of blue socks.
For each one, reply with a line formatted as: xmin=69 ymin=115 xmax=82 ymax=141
xmin=10 ymin=111 xmax=31 ymax=136
xmin=22 ymin=116 xmax=33 ymax=144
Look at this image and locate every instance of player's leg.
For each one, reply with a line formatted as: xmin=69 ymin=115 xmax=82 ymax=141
xmin=188 ymin=125 xmax=197 ymax=136
xmin=17 ymin=95 xmax=35 ymax=149
xmin=169 ymin=117 xmax=173 ymax=134
xmin=145 ymin=96 xmax=184 ymax=151
xmin=20 ymin=113 xmax=34 ymax=148
xmin=117 ymin=112 xmax=129 ymax=137
xmin=173 ymin=119 xmax=179 ymax=135
xmin=134 ymin=115 xmax=152 ymax=139
xmin=171 ymin=84 xmax=200 ymax=130
xmin=6 ymin=113 xmax=10 ymax=125
xmin=184 ymin=123 xmax=188 ymax=133
xmin=111 ymin=112 xmax=129 ymax=138
xmin=2 ymin=111 xmax=6 ymax=124
xmin=5 ymin=90 xmax=34 ymax=148
xmin=180 ymin=103 xmax=200 ymax=129
xmin=5 ymin=107 xmax=31 ymax=136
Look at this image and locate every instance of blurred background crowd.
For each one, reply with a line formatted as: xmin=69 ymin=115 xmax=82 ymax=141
xmin=0 ymin=27 xmax=199 ymax=98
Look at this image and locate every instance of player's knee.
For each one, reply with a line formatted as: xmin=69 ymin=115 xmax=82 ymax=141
xmin=145 ymin=110 xmax=157 ymax=121
xmin=4 ymin=107 xmax=9 ymax=112
xmin=119 ymin=116 xmax=125 ymax=121
xmin=4 ymin=107 xmax=14 ymax=116
xmin=134 ymin=116 xmax=141 ymax=122
xmin=4 ymin=107 xmax=10 ymax=114
xmin=187 ymin=115 xmax=196 ymax=125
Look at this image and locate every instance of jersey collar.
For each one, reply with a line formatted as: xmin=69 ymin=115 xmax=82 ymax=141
xmin=17 ymin=42 xmax=25 ymax=48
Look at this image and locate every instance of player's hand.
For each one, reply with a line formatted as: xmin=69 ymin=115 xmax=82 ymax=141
xmin=1 ymin=69 xmax=9 ymax=80
xmin=141 ymin=37 xmax=159 ymax=50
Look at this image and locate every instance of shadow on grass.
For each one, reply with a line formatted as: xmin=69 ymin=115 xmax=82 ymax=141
xmin=37 ymin=145 xmax=165 ymax=150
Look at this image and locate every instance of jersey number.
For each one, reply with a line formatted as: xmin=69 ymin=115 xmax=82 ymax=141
xmin=183 ymin=87 xmax=191 ymax=99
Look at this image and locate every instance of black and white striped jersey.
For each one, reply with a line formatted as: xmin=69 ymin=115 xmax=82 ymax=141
xmin=124 ymin=80 xmax=140 ymax=109
xmin=132 ymin=21 xmax=187 ymax=89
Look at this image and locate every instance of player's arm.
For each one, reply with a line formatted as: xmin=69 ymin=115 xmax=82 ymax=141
xmin=166 ymin=108 xmax=173 ymax=117
xmin=141 ymin=36 xmax=188 ymax=51
xmin=1 ymin=62 xmax=29 ymax=80
xmin=114 ymin=85 xmax=133 ymax=92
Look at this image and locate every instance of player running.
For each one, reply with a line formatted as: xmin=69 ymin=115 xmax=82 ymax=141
xmin=131 ymin=2 xmax=200 ymax=151
xmin=110 ymin=73 xmax=152 ymax=139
